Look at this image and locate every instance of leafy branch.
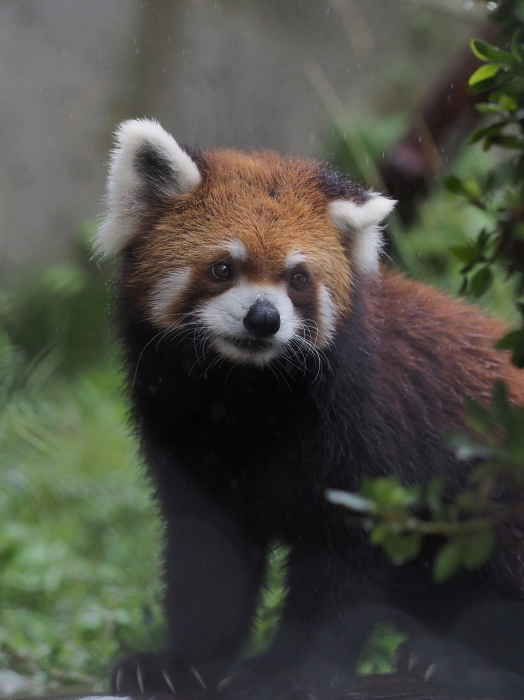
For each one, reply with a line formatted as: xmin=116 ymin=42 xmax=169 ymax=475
xmin=445 ymin=4 xmax=524 ymax=364
xmin=328 ymin=384 xmax=524 ymax=583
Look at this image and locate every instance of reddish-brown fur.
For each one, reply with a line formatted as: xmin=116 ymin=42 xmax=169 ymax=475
xmin=125 ymin=150 xmax=354 ymax=326
xmin=369 ymin=269 xmax=524 ymax=416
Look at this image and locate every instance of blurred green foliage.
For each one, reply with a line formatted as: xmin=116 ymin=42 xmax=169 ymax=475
xmin=0 ymin=228 xmax=164 ymax=692
xmin=444 ymin=20 xmax=524 ymax=365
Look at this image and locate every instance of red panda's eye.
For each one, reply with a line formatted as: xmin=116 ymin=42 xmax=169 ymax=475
xmin=211 ymin=262 xmax=233 ymax=281
xmin=290 ymin=272 xmax=307 ymax=290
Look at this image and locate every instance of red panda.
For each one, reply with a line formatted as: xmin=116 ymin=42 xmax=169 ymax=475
xmin=97 ymin=119 xmax=524 ymax=699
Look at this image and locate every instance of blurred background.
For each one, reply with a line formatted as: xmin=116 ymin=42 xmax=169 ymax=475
xmin=0 ymin=0 xmax=482 ymax=280
xmin=0 ymin=0 xmax=510 ymax=696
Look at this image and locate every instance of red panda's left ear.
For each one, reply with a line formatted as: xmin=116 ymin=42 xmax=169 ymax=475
xmin=95 ymin=119 xmax=202 ymax=257
xmin=328 ymin=196 xmax=396 ymax=275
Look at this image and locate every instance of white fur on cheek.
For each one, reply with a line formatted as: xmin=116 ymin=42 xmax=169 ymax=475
xmin=328 ymin=196 xmax=396 ymax=275
xmin=149 ymin=267 xmax=191 ymax=322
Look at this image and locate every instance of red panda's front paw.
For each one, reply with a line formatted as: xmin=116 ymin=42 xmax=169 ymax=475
xmin=110 ymin=651 xmax=208 ymax=696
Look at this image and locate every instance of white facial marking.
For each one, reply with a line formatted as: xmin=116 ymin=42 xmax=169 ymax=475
xmin=328 ymin=195 xmax=396 ymax=275
xmin=317 ymin=284 xmax=336 ymax=344
xmin=285 ymin=250 xmax=306 ymax=269
xmin=150 ymin=267 xmax=191 ymax=321
xmin=196 ymin=282 xmax=300 ymax=365
xmin=224 ymin=240 xmax=247 ymax=262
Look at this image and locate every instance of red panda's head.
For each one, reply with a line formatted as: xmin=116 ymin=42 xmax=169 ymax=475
xmin=96 ymin=120 xmax=394 ymax=367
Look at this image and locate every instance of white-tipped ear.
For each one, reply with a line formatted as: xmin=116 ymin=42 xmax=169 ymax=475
xmin=328 ymin=195 xmax=396 ymax=275
xmin=95 ymin=119 xmax=202 ymax=256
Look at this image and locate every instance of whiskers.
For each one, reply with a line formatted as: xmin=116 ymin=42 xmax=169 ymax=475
xmin=284 ymin=319 xmax=331 ymax=384
xmin=132 ymin=313 xmax=331 ymax=389
xmin=162 ymin=313 xmax=211 ymax=363
xmin=132 ymin=312 xmax=211 ymax=386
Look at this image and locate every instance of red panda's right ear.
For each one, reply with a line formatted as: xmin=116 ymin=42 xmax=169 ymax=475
xmin=95 ymin=119 xmax=201 ymax=257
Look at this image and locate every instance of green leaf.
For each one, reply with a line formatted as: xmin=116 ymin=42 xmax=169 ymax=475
xmin=443 ymin=176 xmax=482 ymax=200
xmin=499 ymin=94 xmax=518 ymax=111
xmin=465 ymin=396 xmax=493 ymax=434
xmin=511 ymin=30 xmax=524 ymax=61
xmin=382 ymin=532 xmax=422 ymax=566
xmin=462 ymin=179 xmax=482 ymax=200
xmin=425 ymin=477 xmax=444 ymax=514
xmin=361 ymin=476 xmax=420 ymax=508
xmin=468 ymin=71 xmax=511 ymax=95
xmin=475 ymin=102 xmax=508 ymax=117
xmin=495 ymin=329 xmax=524 ymax=353
xmin=433 ymin=540 xmax=461 ymax=583
xmin=492 ymin=380 xmax=508 ymax=403
xmin=513 ymin=346 xmax=524 ymax=369
xmin=488 ymin=135 xmax=523 ymax=150
xmin=369 ymin=522 xmax=390 ymax=546
xmin=468 ymin=122 xmax=505 ymax=145
xmin=444 ymin=175 xmax=467 ymax=195
xmin=470 ymin=38 xmax=494 ymax=61
xmin=468 ymin=63 xmax=501 ymax=87
xmin=450 ymin=245 xmax=478 ymax=264
xmin=461 ymin=528 xmax=495 ymax=570
xmin=477 ymin=229 xmax=491 ymax=249
xmin=470 ymin=266 xmax=493 ymax=297
xmin=489 ymin=76 xmax=524 ymax=102
xmin=491 ymin=380 xmax=511 ymax=427
xmin=470 ymin=39 xmax=516 ymax=67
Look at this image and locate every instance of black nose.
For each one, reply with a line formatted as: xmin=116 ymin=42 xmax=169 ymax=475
xmin=243 ymin=299 xmax=281 ymax=337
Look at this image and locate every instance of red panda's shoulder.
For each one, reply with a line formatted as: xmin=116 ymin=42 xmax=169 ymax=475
xmin=365 ymin=267 xmax=524 ymax=407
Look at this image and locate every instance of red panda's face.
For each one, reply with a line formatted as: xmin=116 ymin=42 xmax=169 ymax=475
xmin=96 ymin=120 xmax=395 ymax=368
xmin=135 ymin=165 xmax=350 ymax=366
xmin=149 ymin=239 xmax=334 ymax=367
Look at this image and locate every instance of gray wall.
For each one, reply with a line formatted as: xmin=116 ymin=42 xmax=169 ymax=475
xmin=0 ymin=0 xmax=479 ymax=282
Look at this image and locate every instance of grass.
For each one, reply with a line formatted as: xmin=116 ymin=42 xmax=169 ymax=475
xmin=0 ymin=240 xmax=165 ymax=693
xmin=1 ymin=340 xmax=164 ymax=692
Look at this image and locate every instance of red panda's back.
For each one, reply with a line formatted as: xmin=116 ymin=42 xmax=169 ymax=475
xmin=366 ymin=268 xmax=524 ymax=431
